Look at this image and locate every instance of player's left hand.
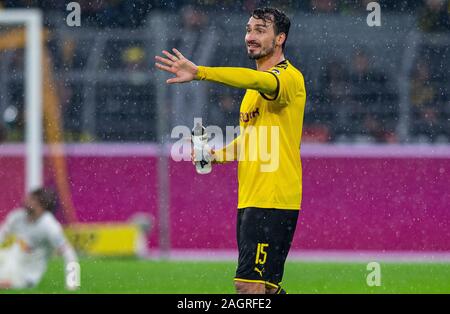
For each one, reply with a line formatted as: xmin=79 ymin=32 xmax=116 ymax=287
xmin=191 ymin=146 xmax=217 ymax=165
xmin=154 ymin=48 xmax=198 ymax=84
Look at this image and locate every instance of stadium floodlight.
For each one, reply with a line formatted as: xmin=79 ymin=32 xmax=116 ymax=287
xmin=0 ymin=9 xmax=43 ymax=192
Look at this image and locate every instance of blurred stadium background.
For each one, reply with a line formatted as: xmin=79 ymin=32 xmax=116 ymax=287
xmin=0 ymin=0 xmax=449 ymax=293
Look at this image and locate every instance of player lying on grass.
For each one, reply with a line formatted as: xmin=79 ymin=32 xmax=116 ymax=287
xmin=155 ymin=7 xmax=306 ymax=294
xmin=0 ymin=188 xmax=78 ymax=290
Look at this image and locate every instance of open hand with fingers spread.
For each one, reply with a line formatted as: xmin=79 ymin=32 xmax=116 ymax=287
xmin=155 ymin=48 xmax=198 ymax=84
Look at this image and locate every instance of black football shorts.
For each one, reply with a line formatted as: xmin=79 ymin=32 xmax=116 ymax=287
xmin=234 ymin=207 xmax=299 ymax=289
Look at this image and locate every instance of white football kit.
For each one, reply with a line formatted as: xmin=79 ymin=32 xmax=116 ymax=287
xmin=0 ymin=209 xmax=77 ymax=288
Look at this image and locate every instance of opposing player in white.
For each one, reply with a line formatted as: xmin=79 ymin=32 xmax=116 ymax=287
xmin=0 ymin=188 xmax=78 ymax=289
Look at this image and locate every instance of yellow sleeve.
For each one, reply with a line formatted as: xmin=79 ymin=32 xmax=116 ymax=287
xmin=195 ymin=66 xmax=278 ymax=96
xmin=213 ymin=135 xmax=241 ymax=164
xmin=259 ymin=66 xmax=296 ymax=107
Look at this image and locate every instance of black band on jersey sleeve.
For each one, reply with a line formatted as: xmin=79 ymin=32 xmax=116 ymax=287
xmin=259 ymin=71 xmax=280 ymax=101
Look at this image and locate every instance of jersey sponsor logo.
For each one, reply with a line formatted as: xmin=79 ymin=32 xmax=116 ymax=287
xmin=240 ymin=107 xmax=260 ymax=123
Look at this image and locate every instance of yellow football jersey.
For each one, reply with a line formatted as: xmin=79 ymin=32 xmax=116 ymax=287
xmin=236 ymin=60 xmax=306 ymax=210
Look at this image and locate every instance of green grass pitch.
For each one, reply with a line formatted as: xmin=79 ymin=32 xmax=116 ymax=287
xmin=2 ymin=257 xmax=450 ymax=293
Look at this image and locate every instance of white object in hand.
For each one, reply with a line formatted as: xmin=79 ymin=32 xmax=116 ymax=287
xmin=191 ymin=124 xmax=212 ymax=175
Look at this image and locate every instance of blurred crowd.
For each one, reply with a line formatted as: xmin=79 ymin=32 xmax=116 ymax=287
xmin=1 ymin=0 xmax=448 ymax=32
xmin=305 ymin=49 xmax=398 ymax=143
xmin=0 ymin=0 xmax=449 ymax=143
xmin=1 ymin=0 xmax=448 ymax=28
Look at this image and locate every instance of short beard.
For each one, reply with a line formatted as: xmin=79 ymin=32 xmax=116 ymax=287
xmin=247 ymin=40 xmax=276 ymax=60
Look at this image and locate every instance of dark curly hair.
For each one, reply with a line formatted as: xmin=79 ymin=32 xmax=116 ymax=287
xmin=251 ymin=7 xmax=291 ymax=50
xmin=30 ymin=188 xmax=58 ymax=213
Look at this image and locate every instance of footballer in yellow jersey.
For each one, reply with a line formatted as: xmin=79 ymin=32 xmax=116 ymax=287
xmin=155 ymin=7 xmax=306 ymax=294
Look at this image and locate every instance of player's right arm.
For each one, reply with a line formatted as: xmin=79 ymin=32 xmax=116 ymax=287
xmin=154 ymin=49 xmax=278 ymax=96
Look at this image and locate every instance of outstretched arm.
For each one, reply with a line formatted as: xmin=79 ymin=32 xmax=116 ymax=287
xmin=155 ymin=48 xmax=199 ymax=84
xmin=154 ymin=48 xmax=278 ymax=95
xmin=48 ymin=225 xmax=79 ymax=290
xmin=195 ymin=66 xmax=278 ymax=96
xmin=213 ymin=135 xmax=241 ymax=164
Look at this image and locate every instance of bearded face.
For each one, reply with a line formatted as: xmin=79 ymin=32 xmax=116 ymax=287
xmin=245 ymin=16 xmax=279 ymax=60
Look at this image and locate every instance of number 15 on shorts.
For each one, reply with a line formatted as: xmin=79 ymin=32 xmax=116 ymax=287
xmin=255 ymin=243 xmax=269 ymax=265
